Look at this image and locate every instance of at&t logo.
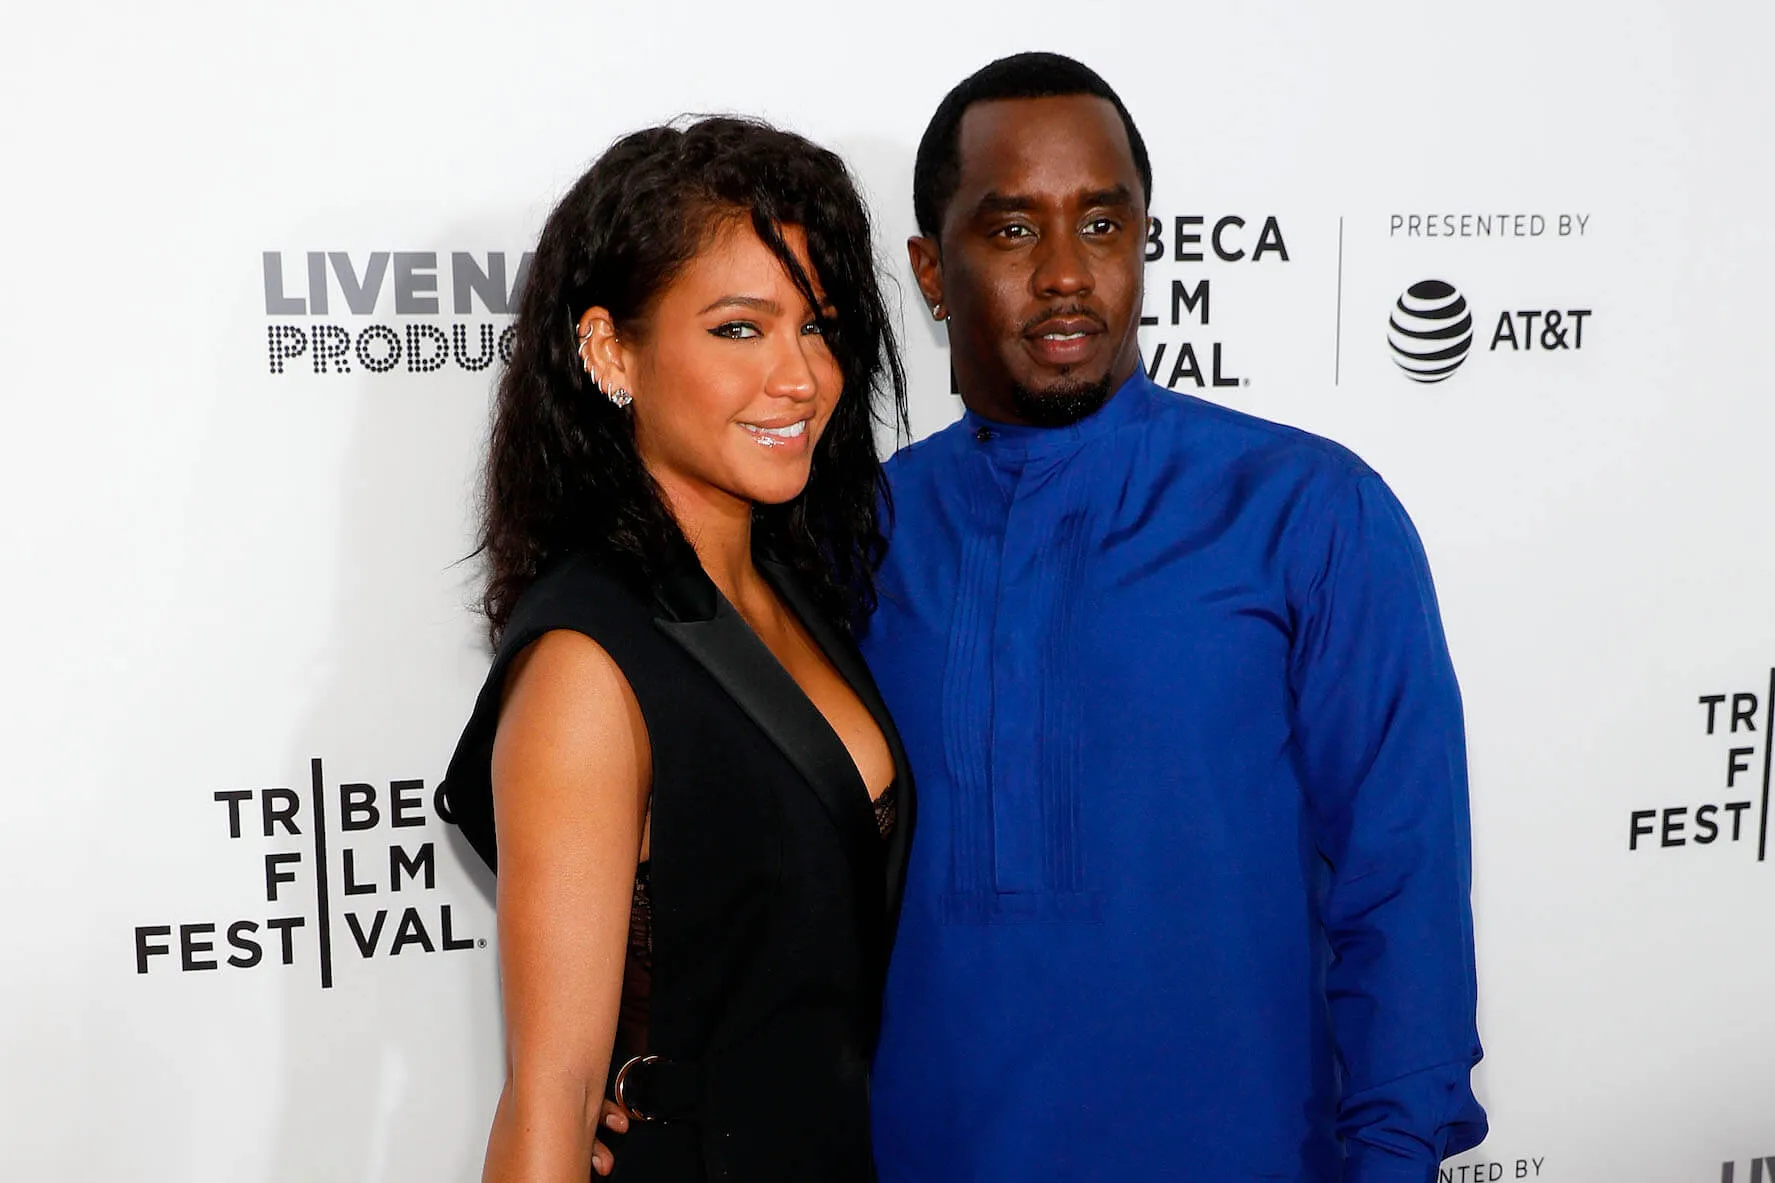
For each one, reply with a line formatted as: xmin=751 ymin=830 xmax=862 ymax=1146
xmin=1388 ymin=280 xmax=1474 ymax=383
xmin=1387 ymin=278 xmax=1592 ymax=384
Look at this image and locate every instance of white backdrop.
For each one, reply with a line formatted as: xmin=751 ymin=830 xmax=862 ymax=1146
xmin=3 ymin=3 xmax=1773 ymax=1180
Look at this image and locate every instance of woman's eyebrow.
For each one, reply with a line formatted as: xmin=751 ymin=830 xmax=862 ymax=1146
xmin=697 ymin=294 xmax=783 ymax=316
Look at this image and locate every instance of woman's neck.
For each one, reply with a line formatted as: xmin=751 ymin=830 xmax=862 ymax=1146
xmin=656 ymin=474 xmax=758 ymax=609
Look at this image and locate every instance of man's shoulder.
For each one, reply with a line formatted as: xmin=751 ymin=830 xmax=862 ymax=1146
xmin=1136 ymin=380 xmax=1375 ymax=486
xmin=881 ymin=381 xmax=1381 ymax=496
xmin=883 ymin=416 xmax=971 ymax=483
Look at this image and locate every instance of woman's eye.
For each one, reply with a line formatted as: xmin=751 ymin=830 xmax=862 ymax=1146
xmin=712 ymin=321 xmax=761 ymax=340
xmin=802 ymin=320 xmax=826 ymax=337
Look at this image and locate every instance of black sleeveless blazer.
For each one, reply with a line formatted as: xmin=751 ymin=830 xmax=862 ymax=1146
xmin=443 ymin=548 xmax=915 ymax=1182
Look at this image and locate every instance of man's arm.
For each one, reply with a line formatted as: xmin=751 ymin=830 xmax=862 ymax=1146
xmin=1288 ymin=469 xmax=1488 ymax=1182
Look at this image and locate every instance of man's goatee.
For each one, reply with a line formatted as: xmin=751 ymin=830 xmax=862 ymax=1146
xmin=1007 ymin=373 xmax=1116 ymax=427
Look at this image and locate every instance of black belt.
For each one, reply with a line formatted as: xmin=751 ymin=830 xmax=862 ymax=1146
xmin=612 ymin=1054 xmax=707 ymax=1124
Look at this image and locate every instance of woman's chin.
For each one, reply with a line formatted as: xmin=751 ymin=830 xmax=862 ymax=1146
xmin=744 ymin=477 xmax=814 ymax=507
xmin=726 ymin=457 xmax=816 ymax=507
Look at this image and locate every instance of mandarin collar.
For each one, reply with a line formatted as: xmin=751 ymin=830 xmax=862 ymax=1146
xmin=959 ymin=367 xmax=1149 ymax=459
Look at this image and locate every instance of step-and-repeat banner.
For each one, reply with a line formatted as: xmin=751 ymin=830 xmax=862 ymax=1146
xmin=3 ymin=3 xmax=1771 ymax=1180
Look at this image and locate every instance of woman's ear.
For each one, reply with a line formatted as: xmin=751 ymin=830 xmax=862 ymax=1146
xmin=576 ymin=307 xmax=634 ymax=401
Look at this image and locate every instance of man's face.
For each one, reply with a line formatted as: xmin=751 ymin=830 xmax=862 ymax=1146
xmin=911 ymin=94 xmax=1146 ymax=426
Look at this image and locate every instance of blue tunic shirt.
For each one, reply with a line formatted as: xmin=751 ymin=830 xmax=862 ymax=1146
xmin=860 ymin=372 xmax=1486 ymax=1182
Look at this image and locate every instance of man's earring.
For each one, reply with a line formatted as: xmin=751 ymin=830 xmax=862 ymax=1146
xmin=932 ymin=303 xmax=946 ymax=321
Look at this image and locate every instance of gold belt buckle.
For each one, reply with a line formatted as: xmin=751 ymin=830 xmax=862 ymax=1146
xmin=612 ymin=1054 xmax=661 ymax=1122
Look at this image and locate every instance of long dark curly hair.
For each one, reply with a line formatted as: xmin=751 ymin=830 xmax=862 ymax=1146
xmin=478 ymin=116 xmax=907 ymax=643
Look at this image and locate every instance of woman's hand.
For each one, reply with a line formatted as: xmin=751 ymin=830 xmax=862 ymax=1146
xmin=590 ymin=1099 xmax=630 ymax=1176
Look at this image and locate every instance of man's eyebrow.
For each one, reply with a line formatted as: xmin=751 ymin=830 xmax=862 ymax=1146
xmin=972 ymin=191 xmax=1040 ymax=218
xmin=971 ymin=185 xmax=1136 ymax=219
xmin=697 ymin=294 xmax=783 ymax=316
xmin=1081 ymin=184 xmax=1135 ymax=209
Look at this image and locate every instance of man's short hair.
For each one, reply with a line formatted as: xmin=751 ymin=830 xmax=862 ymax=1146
xmin=912 ymin=51 xmax=1153 ymax=239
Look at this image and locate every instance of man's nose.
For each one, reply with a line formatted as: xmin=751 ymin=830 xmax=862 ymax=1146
xmin=1032 ymin=232 xmax=1093 ymax=298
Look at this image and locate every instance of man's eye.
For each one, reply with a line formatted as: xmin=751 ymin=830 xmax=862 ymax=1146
xmin=712 ymin=321 xmax=761 ymax=339
xmin=1084 ymin=218 xmax=1119 ymax=236
xmin=994 ymin=224 xmax=1034 ymax=240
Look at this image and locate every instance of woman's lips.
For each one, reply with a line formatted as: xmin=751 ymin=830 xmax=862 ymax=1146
xmin=739 ymin=418 xmax=811 ymax=451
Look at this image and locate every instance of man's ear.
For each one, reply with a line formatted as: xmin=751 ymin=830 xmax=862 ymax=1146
xmin=576 ymin=307 xmax=634 ymax=398
xmin=907 ymin=235 xmax=946 ymax=320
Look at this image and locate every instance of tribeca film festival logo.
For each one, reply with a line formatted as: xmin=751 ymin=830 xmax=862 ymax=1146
xmin=133 ymin=757 xmax=483 ymax=985
xmin=1387 ymin=279 xmax=1591 ymax=384
xmin=1139 ymin=213 xmax=1289 ymax=390
xmin=261 ymin=250 xmax=531 ymax=377
xmin=1628 ymin=671 xmax=1774 ymax=858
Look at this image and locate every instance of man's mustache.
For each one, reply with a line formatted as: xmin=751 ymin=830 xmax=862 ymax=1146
xmin=1018 ymin=305 xmax=1108 ymax=335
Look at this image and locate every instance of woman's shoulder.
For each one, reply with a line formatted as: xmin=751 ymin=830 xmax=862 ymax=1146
xmin=497 ymin=550 xmax=657 ymax=664
xmin=447 ymin=551 xmax=656 ymax=872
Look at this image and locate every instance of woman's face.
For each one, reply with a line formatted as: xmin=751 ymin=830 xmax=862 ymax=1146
xmin=594 ymin=220 xmax=843 ymax=518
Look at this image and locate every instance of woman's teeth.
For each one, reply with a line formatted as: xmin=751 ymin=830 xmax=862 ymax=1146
xmin=742 ymin=420 xmax=807 ymax=446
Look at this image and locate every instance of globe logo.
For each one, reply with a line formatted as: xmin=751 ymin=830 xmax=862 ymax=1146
xmin=1387 ymin=280 xmax=1473 ymax=383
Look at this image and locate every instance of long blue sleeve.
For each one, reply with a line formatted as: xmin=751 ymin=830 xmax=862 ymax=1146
xmin=1288 ymin=473 xmax=1487 ymax=1178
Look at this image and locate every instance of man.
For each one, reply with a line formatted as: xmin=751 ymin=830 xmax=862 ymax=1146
xmin=859 ymin=52 xmax=1486 ymax=1182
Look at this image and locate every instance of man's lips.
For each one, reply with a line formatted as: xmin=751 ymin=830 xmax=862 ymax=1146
xmin=1023 ymin=314 xmax=1104 ymax=340
xmin=1022 ymin=314 xmax=1105 ymax=366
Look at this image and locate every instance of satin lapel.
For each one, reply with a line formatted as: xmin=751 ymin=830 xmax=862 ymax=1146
xmin=653 ymin=587 xmax=881 ymax=903
xmin=759 ymin=561 xmax=916 ymax=928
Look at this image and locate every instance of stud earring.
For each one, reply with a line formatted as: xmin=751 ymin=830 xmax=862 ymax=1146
xmin=608 ymin=388 xmax=633 ymax=409
xmin=932 ymin=303 xmax=946 ymax=321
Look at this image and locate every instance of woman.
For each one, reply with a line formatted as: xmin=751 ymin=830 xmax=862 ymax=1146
xmin=442 ymin=117 xmax=914 ymax=1181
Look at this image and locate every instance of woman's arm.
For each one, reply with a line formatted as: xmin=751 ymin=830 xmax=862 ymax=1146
xmin=483 ymin=629 xmax=651 ymax=1182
